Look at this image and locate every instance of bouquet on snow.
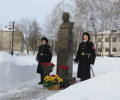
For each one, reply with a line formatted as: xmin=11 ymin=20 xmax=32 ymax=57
xmin=44 ymin=75 xmax=63 ymax=88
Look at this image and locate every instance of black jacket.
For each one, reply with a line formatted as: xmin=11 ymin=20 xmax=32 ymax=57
xmin=36 ymin=44 xmax=52 ymax=74
xmin=75 ymin=40 xmax=96 ymax=80
xmin=75 ymin=41 xmax=96 ymax=64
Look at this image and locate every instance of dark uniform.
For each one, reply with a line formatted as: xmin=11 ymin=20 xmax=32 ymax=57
xmin=36 ymin=37 xmax=52 ymax=83
xmin=74 ymin=32 xmax=96 ymax=81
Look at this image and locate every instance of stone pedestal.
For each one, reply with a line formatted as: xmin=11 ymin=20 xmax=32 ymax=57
xmin=57 ymin=29 xmax=73 ymax=78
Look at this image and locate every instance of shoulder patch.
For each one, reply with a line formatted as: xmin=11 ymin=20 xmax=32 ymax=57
xmin=93 ymin=46 xmax=95 ymax=49
xmin=49 ymin=48 xmax=52 ymax=52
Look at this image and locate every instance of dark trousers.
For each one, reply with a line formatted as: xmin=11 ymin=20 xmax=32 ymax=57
xmin=40 ymin=73 xmax=44 ymax=83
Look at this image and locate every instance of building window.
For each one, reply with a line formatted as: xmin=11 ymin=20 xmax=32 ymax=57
xmin=113 ymin=48 xmax=117 ymax=52
xmin=105 ymin=38 xmax=109 ymax=42
xmin=3 ymin=39 xmax=6 ymax=42
xmin=98 ymin=48 xmax=101 ymax=52
xmin=105 ymin=48 xmax=109 ymax=52
xmin=3 ymin=44 xmax=6 ymax=47
xmin=98 ymin=38 xmax=102 ymax=42
xmin=112 ymin=37 xmax=117 ymax=42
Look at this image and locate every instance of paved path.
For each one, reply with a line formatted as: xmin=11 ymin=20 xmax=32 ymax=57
xmin=0 ymin=85 xmax=60 ymax=100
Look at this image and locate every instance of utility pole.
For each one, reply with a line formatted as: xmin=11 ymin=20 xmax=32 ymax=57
xmin=11 ymin=22 xmax=15 ymax=56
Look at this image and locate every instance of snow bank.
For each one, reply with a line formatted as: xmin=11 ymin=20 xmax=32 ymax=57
xmin=47 ymin=57 xmax=120 ymax=100
xmin=0 ymin=52 xmax=39 ymax=88
xmin=1 ymin=52 xmax=120 ymax=100
xmin=93 ymin=57 xmax=120 ymax=75
xmin=73 ymin=56 xmax=120 ymax=78
xmin=47 ymin=68 xmax=120 ymax=100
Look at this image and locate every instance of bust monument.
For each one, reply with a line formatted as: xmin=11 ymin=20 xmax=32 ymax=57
xmin=57 ymin=12 xmax=74 ymax=79
xmin=60 ymin=12 xmax=74 ymax=30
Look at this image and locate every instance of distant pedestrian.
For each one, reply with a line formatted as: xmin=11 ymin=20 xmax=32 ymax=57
xmin=74 ymin=32 xmax=96 ymax=81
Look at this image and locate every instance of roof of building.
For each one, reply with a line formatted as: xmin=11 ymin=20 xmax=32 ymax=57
xmin=98 ymin=31 xmax=110 ymax=34
xmin=114 ymin=30 xmax=120 ymax=34
xmin=97 ymin=30 xmax=120 ymax=34
xmin=0 ymin=27 xmax=21 ymax=33
xmin=0 ymin=27 xmax=13 ymax=32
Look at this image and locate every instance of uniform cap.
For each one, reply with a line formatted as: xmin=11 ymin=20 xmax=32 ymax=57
xmin=41 ymin=37 xmax=48 ymax=43
xmin=82 ymin=32 xmax=90 ymax=40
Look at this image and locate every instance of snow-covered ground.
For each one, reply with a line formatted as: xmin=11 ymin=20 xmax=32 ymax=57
xmin=0 ymin=52 xmax=120 ymax=100
xmin=0 ymin=52 xmax=58 ymax=100
xmin=47 ymin=57 xmax=120 ymax=100
xmin=0 ymin=52 xmax=39 ymax=88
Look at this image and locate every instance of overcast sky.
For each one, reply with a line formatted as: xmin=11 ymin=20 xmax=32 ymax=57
xmin=0 ymin=0 xmax=63 ymax=28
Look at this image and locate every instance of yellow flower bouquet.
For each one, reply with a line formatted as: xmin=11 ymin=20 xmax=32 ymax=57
xmin=44 ymin=75 xmax=63 ymax=90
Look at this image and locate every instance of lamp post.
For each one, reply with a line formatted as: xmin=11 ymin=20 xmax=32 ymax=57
xmin=11 ymin=22 xmax=15 ymax=56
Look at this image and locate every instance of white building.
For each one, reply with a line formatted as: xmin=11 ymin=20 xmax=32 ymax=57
xmin=0 ymin=27 xmax=23 ymax=52
xmin=92 ymin=30 xmax=120 ymax=56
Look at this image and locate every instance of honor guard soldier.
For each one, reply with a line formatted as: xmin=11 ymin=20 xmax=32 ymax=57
xmin=74 ymin=32 xmax=96 ymax=81
xmin=36 ymin=37 xmax=52 ymax=84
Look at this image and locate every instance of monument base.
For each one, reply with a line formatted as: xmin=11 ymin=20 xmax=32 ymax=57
xmin=60 ymin=77 xmax=76 ymax=89
xmin=57 ymin=29 xmax=73 ymax=79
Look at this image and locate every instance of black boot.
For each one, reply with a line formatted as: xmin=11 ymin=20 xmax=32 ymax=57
xmin=41 ymin=73 xmax=44 ymax=83
xmin=38 ymin=73 xmax=44 ymax=85
xmin=38 ymin=81 xmax=43 ymax=84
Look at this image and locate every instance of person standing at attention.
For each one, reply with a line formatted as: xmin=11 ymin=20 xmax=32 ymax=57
xmin=36 ymin=37 xmax=52 ymax=84
xmin=74 ymin=32 xmax=96 ymax=81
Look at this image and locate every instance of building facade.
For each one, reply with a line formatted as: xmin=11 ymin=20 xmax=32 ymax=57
xmin=92 ymin=30 xmax=120 ymax=56
xmin=0 ymin=27 xmax=23 ymax=52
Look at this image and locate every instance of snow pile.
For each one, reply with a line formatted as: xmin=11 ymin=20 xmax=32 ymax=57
xmin=72 ymin=57 xmax=120 ymax=80
xmin=0 ymin=51 xmax=120 ymax=100
xmin=92 ymin=57 xmax=120 ymax=76
xmin=47 ymin=67 xmax=120 ymax=100
xmin=0 ymin=52 xmax=39 ymax=88
xmin=47 ymin=57 xmax=120 ymax=100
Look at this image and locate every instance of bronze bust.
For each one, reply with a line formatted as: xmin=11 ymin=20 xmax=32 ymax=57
xmin=59 ymin=12 xmax=74 ymax=30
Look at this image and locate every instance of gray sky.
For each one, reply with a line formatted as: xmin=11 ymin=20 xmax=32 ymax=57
xmin=0 ymin=0 xmax=62 ymax=28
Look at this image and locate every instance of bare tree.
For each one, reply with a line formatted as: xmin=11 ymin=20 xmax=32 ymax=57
xmin=43 ymin=1 xmax=70 ymax=54
xmin=14 ymin=18 xmax=42 ymax=54
xmin=29 ymin=19 xmax=42 ymax=54
xmin=42 ymin=0 xmax=120 ymax=55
